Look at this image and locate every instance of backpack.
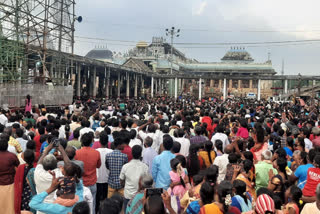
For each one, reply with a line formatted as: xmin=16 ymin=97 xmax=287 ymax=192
xmin=92 ymin=120 xmax=100 ymax=131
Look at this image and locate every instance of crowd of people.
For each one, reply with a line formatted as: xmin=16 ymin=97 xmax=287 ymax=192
xmin=1 ymin=95 xmax=320 ymax=214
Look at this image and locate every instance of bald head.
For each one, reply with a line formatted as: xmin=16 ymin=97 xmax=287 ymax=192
xmin=224 ymin=144 xmax=233 ymax=154
xmin=65 ymin=146 xmax=76 ymax=160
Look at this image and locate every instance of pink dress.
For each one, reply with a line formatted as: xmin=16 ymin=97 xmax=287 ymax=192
xmin=25 ymin=99 xmax=32 ymax=113
xmin=168 ymin=170 xmax=191 ymax=198
xmin=236 ymin=127 xmax=249 ymax=139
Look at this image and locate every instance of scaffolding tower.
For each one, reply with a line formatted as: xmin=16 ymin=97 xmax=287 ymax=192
xmin=0 ymin=0 xmax=75 ymax=84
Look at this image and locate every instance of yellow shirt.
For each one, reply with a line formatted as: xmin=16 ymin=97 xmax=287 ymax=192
xmin=9 ymin=136 xmax=22 ymax=153
xmin=199 ymin=151 xmax=216 ymax=168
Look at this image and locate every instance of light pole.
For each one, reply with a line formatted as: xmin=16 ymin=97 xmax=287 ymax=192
xmin=166 ymin=27 xmax=180 ymax=97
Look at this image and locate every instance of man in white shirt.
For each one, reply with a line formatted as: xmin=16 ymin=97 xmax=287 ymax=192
xmin=96 ymin=131 xmax=113 ymax=213
xmin=79 ymin=120 xmax=94 ymax=141
xmin=211 ymin=125 xmax=230 ymax=151
xmin=128 ymin=129 xmax=143 ymax=148
xmin=138 ymin=123 xmax=160 ymax=153
xmin=174 ymin=129 xmax=190 ymax=157
xmin=120 ymin=145 xmax=148 ymax=212
xmin=34 ymin=143 xmax=65 ymax=214
xmin=213 ymin=144 xmax=233 ymax=184
xmin=142 ymin=137 xmax=158 ymax=174
xmin=16 ymin=128 xmax=28 ymax=152
xmin=0 ymin=110 xmax=8 ymax=126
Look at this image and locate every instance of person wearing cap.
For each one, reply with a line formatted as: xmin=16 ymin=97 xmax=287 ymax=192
xmin=254 ymin=194 xmax=275 ymax=214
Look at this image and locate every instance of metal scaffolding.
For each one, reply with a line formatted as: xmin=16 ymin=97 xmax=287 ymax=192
xmin=0 ymin=0 xmax=75 ymax=84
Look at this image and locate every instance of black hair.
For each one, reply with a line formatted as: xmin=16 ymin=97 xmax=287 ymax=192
xmin=129 ymin=129 xmax=137 ymax=140
xmin=308 ymin=149 xmax=317 ymax=163
xmin=163 ymin=134 xmax=173 ymax=150
xmin=81 ymin=133 xmax=93 ymax=147
xmin=72 ymin=201 xmax=90 ymax=214
xmin=215 ymin=139 xmax=223 ymax=153
xmin=275 ymin=148 xmax=287 ymax=159
xmin=204 ymin=141 xmax=214 ymax=164
xmin=120 ymin=120 xmax=128 ymax=129
xmin=228 ymin=153 xmax=238 ymax=164
xmin=300 ymin=151 xmax=308 ymax=165
xmin=16 ymin=128 xmax=24 ymax=138
xmin=40 ymin=134 xmax=48 ymax=144
xmin=193 ymin=174 xmax=204 ymax=186
xmin=286 ymin=137 xmax=294 ymax=152
xmin=254 ymin=123 xmax=265 ymax=143
xmin=170 ymin=158 xmax=186 ymax=188
xmin=171 ymin=141 xmax=181 ymax=153
xmin=99 ymin=195 xmax=124 ymax=214
xmin=132 ymin=145 xmax=142 ymax=159
xmin=200 ymin=182 xmax=215 ymax=205
xmin=218 ymin=181 xmax=233 ymax=213
xmin=273 ymin=195 xmax=282 ymax=210
xmin=256 ymin=187 xmax=273 ymax=198
xmin=100 ymin=131 xmax=109 ymax=146
xmin=205 ymin=165 xmax=219 ymax=185
xmin=23 ymin=149 xmax=35 ymax=169
xmin=243 ymin=151 xmax=254 ymax=162
xmin=290 ymin=185 xmax=302 ymax=210
xmin=233 ymin=180 xmax=248 ymax=205
xmin=73 ymin=128 xmax=80 ymax=139
xmin=187 ymin=144 xmax=200 ymax=177
xmin=26 ymin=140 xmax=36 ymax=150
xmin=144 ymin=195 xmax=165 ymax=214
xmin=242 ymin=160 xmax=252 ymax=175
xmin=176 ymin=155 xmax=187 ymax=168
xmin=0 ymin=134 xmax=9 ymax=151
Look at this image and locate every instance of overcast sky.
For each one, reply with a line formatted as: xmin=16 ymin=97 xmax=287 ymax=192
xmin=74 ymin=0 xmax=320 ymax=75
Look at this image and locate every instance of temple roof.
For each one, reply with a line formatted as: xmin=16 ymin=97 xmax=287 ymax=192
xmin=85 ymin=48 xmax=113 ymax=60
xmin=221 ymin=47 xmax=254 ymax=62
xmin=136 ymin=41 xmax=148 ymax=48
xmin=180 ymin=62 xmax=275 ymax=73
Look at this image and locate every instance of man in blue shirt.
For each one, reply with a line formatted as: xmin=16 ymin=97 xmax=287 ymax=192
xmin=152 ymin=134 xmax=175 ymax=190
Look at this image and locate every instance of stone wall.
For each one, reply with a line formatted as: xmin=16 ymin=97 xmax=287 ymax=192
xmin=0 ymin=83 xmax=73 ymax=107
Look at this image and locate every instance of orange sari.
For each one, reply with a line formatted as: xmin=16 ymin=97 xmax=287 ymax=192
xmin=200 ymin=203 xmax=223 ymax=214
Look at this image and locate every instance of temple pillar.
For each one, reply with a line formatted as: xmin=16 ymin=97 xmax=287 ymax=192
xmin=219 ymin=79 xmax=222 ymax=89
xmin=223 ymin=78 xmax=227 ymax=101
xmin=117 ymin=72 xmax=121 ymax=98
xmin=199 ymin=78 xmax=202 ymax=100
xmin=174 ymin=77 xmax=178 ymax=99
xmin=151 ymin=76 xmax=154 ymax=98
xmin=229 ymin=79 xmax=233 ymax=89
xmin=92 ymin=66 xmax=97 ymax=98
xmin=284 ymin=79 xmax=288 ymax=94
xmin=76 ymin=63 xmax=81 ymax=99
xmin=238 ymin=80 xmax=241 ymax=89
xmin=155 ymin=78 xmax=158 ymax=96
xmin=105 ymin=67 xmax=110 ymax=99
xmin=257 ymin=79 xmax=261 ymax=101
xmin=141 ymin=76 xmax=144 ymax=97
xmin=210 ymin=80 xmax=214 ymax=87
xmin=126 ymin=72 xmax=130 ymax=98
xmin=134 ymin=74 xmax=138 ymax=98
xmin=249 ymin=80 xmax=253 ymax=89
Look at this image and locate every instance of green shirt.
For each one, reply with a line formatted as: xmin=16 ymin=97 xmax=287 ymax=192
xmin=120 ymin=103 xmax=125 ymax=110
xmin=68 ymin=140 xmax=82 ymax=150
xmin=255 ymin=160 xmax=278 ymax=191
xmin=24 ymin=118 xmax=36 ymax=125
